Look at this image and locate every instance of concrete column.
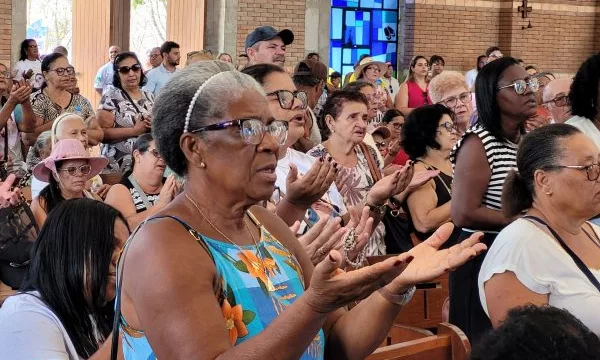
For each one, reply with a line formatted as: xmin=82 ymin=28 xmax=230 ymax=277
xmin=305 ymin=0 xmax=331 ymax=65
xmin=11 ymin=0 xmax=26 ymax=67
xmin=204 ymin=0 xmax=238 ymax=59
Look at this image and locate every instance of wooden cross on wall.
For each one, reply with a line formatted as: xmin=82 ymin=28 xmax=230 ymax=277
xmin=518 ymin=0 xmax=532 ymax=18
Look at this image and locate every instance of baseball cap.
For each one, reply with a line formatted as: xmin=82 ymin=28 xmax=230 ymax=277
xmin=293 ymin=60 xmax=327 ymax=81
xmin=245 ymin=26 xmax=294 ymax=50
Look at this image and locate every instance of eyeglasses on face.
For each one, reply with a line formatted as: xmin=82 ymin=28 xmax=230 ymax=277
xmin=498 ymin=77 xmax=539 ymax=95
xmin=149 ymin=53 xmax=161 ymax=58
xmin=546 ymin=163 xmax=600 ymax=181
xmin=440 ymin=92 xmax=472 ymax=109
xmin=366 ymin=66 xmax=381 ymax=72
xmin=59 ymin=164 xmax=92 ymax=176
xmin=0 ymin=71 xmax=10 ymax=79
xmin=189 ymin=118 xmax=289 ymax=146
xmin=543 ymin=95 xmax=570 ymax=108
xmin=389 ymin=122 xmax=403 ymax=129
xmin=438 ymin=122 xmax=458 ymax=134
xmin=375 ymin=141 xmax=388 ymax=149
xmin=146 ymin=148 xmax=161 ymax=159
xmin=118 ymin=64 xmax=142 ymax=74
xmin=48 ymin=66 xmax=75 ymax=77
xmin=266 ymin=90 xmax=308 ymax=110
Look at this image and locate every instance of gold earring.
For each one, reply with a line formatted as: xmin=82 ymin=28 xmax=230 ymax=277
xmin=545 ymin=191 xmax=552 ymax=195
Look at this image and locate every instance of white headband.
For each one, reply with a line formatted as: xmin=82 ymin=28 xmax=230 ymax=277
xmin=183 ymin=71 xmax=232 ymax=133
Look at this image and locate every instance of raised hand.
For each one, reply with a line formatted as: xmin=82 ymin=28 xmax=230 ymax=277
xmin=405 ymin=169 xmax=440 ymax=193
xmin=337 ymin=206 xmax=373 ymax=262
xmin=367 ymin=164 xmax=413 ymax=205
xmin=298 ymin=215 xmax=344 ymax=265
xmin=385 ymin=223 xmax=487 ymax=294
xmin=0 ymin=174 xmax=21 ymax=208
xmin=285 ymin=158 xmax=337 ymax=208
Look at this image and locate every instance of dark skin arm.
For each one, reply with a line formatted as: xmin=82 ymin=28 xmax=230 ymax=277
xmin=451 ymin=135 xmax=510 ymax=230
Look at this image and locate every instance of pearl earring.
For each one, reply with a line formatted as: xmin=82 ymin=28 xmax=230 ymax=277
xmin=200 ymin=162 xmax=206 ymax=169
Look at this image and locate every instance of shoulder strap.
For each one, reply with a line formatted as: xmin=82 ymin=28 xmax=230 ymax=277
xmin=523 ymin=215 xmax=600 ymax=293
xmin=128 ymin=175 xmax=153 ymax=210
xmin=359 ymin=142 xmax=382 ymax=182
xmin=110 ymin=215 xmax=218 ymax=360
xmin=120 ymin=88 xmax=143 ymax=115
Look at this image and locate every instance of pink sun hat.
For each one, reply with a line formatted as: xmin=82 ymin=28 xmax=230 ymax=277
xmin=33 ymin=139 xmax=108 ymax=182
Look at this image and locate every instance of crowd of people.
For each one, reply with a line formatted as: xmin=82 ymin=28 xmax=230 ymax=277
xmin=0 ymin=22 xmax=599 ymax=360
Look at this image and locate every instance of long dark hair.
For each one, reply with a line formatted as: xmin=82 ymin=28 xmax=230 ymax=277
xmin=21 ymin=198 xmax=128 ymax=358
xmin=401 ymin=104 xmax=456 ymax=159
xmin=241 ymin=63 xmax=286 ymax=85
xmin=38 ymin=160 xmax=67 ymax=214
xmin=502 ymin=123 xmax=580 ymax=218
xmin=19 ymin=39 xmax=35 ymax=61
xmin=407 ymin=55 xmax=428 ymax=82
xmin=112 ymin=51 xmax=147 ymax=90
xmin=474 ymin=56 xmax=520 ymax=140
xmin=123 ymin=133 xmax=154 ymax=178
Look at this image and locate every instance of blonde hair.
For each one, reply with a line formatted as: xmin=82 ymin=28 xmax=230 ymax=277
xmin=428 ymin=71 xmax=468 ymax=104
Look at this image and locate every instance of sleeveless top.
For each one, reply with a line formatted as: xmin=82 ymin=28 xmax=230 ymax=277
xmin=119 ymin=176 xmax=161 ymax=213
xmin=406 ymin=80 xmax=431 ymax=108
xmin=117 ymin=213 xmax=325 ymax=360
xmin=450 ymin=123 xmax=518 ymax=211
xmin=406 ymin=162 xmax=453 ymax=241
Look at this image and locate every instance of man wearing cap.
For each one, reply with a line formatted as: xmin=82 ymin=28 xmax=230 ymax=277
xmin=291 ymin=60 xmax=327 ymax=152
xmin=245 ymin=26 xmax=294 ymax=67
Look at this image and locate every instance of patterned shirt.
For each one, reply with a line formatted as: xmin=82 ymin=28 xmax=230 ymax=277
xmin=98 ymin=87 xmax=155 ymax=173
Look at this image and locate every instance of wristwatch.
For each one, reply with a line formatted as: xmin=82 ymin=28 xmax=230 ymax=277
xmin=378 ymin=285 xmax=416 ymax=306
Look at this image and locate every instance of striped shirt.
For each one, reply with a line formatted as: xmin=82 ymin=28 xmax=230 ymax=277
xmin=451 ymin=124 xmax=518 ymax=210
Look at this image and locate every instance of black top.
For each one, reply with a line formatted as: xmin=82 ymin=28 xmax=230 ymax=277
xmin=119 ymin=176 xmax=161 ymax=213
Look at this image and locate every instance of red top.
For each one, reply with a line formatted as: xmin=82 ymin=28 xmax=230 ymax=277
xmin=407 ymin=80 xmax=432 ymax=108
xmin=393 ymin=150 xmax=411 ymax=166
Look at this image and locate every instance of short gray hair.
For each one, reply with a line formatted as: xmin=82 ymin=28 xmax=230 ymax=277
xmin=152 ymin=60 xmax=265 ymax=176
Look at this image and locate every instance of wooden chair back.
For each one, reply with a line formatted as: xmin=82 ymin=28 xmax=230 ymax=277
xmin=368 ymin=323 xmax=470 ymax=360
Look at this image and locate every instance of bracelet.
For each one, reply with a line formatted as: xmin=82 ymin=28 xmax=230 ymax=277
xmin=378 ymin=285 xmax=416 ymax=306
xmin=343 ymin=248 xmax=366 ymax=269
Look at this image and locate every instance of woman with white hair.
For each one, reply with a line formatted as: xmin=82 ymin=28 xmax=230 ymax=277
xmin=428 ymin=71 xmax=474 ymax=135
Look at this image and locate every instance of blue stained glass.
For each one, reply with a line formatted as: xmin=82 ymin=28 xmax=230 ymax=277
xmin=331 ymin=8 xmax=343 ymax=39
xmin=333 ymin=0 xmax=359 ymax=6
xmin=342 ymin=65 xmax=354 ymax=78
xmin=346 ymin=11 xmax=355 ymax=26
xmin=383 ymin=0 xmax=398 ymax=9
xmin=331 ymin=46 xmax=342 ymax=72
xmin=343 ymin=48 xmax=352 ymax=63
xmin=361 ymin=0 xmax=374 ymax=7
xmin=364 ymin=13 xmax=370 ymax=21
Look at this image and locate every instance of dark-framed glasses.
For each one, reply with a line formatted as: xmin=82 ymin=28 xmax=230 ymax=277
xmin=266 ymin=90 xmax=308 ymax=110
xmin=438 ymin=122 xmax=458 ymax=133
xmin=546 ymin=163 xmax=600 ymax=181
xmin=440 ymin=92 xmax=472 ymax=109
xmin=390 ymin=122 xmax=404 ymax=130
xmin=543 ymin=95 xmax=569 ymax=107
xmin=118 ymin=64 xmax=142 ymax=74
xmin=59 ymin=164 xmax=92 ymax=176
xmin=48 ymin=66 xmax=75 ymax=76
xmin=375 ymin=140 xmax=388 ymax=150
xmin=498 ymin=77 xmax=539 ymax=95
xmin=190 ymin=118 xmax=289 ymax=145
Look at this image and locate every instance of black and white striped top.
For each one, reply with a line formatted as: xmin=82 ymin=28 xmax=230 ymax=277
xmin=451 ymin=124 xmax=518 ymax=210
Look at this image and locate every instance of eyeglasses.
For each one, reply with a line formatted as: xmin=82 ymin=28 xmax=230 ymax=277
xmin=147 ymin=148 xmax=161 ymax=159
xmin=190 ymin=118 xmax=289 ymax=145
xmin=59 ymin=164 xmax=92 ymax=176
xmin=489 ymin=52 xmax=503 ymax=59
xmin=118 ymin=64 xmax=142 ymax=74
xmin=439 ymin=92 xmax=472 ymax=109
xmin=375 ymin=141 xmax=388 ymax=150
xmin=546 ymin=163 xmax=600 ymax=181
xmin=266 ymin=90 xmax=308 ymax=110
xmin=438 ymin=122 xmax=458 ymax=133
xmin=390 ymin=122 xmax=403 ymax=130
xmin=0 ymin=71 xmax=10 ymax=79
xmin=543 ymin=95 xmax=570 ymax=108
xmin=149 ymin=53 xmax=161 ymax=58
xmin=48 ymin=66 xmax=75 ymax=76
xmin=498 ymin=77 xmax=539 ymax=95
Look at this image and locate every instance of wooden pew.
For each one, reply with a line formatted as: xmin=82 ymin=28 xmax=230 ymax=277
xmin=368 ymin=323 xmax=470 ymax=360
xmin=379 ymin=324 xmax=434 ymax=347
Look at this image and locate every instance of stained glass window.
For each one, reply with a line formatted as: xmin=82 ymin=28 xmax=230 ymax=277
xmin=330 ymin=0 xmax=399 ymax=78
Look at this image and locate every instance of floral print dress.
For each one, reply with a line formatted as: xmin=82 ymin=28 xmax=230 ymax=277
xmin=118 ymin=213 xmax=325 ymax=360
xmin=307 ymin=143 xmax=386 ymax=256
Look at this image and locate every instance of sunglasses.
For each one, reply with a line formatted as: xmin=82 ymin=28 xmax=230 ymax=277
xmin=498 ymin=77 xmax=539 ymax=95
xmin=544 ymin=95 xmax=570 ymax=108
xmin=190 ymin=118 xmax=289 ymax=146
xmin=118 ymin=64 xmax=142 ymax=74
xmin=59 ymin=164 xmax=92 ymax=176
xmin=266 ymin=90 xmax=308 ymax=110
xmin=440 ymin=92 xmax=472 ymax=109
xmin=48 ymin=66 xmax=75 ymax=76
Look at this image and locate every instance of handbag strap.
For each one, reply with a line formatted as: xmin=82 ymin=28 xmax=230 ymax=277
xmin=523 ymin=215 xmax=600 ymax=293
xmin=121 ymin=89 xmax=143 ymax=115
xmin=359 ymin=142 xmax=382 ymax=182
xmin=128 ymin=175 xmax=153 ymax=210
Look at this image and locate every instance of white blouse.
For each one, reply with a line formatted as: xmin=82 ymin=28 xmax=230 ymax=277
xmin=479 ymin=218 xmax=600 ymax=335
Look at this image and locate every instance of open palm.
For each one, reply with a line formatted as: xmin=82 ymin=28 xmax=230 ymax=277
xmin=389 ymin=223 xmax=487 ymax=292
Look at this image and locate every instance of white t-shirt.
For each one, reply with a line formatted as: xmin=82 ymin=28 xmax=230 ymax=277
xmin=465 ymin=68 xmax=478 ymax=91
xmin=479 ymin=218 xmax=600 ymax=335
xmin=13 ymin=59 xmax=43 ymax=89
xmin=94 ymin=62 xmax=114 ymax=94
xmin=565 ymin=115 xmax=600 ymax=150
xmin=0 ymin=292 xmax=82 ymax=359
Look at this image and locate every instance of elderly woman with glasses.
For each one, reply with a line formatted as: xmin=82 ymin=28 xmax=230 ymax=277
xmin=479 ymin=124 xmax=600 ymax=335
xmin=105 ymin=133 xmax=180 ymax=229
xmin=28 ymin=53 xmax=94 ymax=144
xmin=114 ymin=61 xmax=485 ymax=360
xmin=97 ymin=52 xmax=155 ymax=175
xmin=429 ymin=71 xmax=473 ymax=135
xmin=450 ymin=57 xmax=539 ymax=343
